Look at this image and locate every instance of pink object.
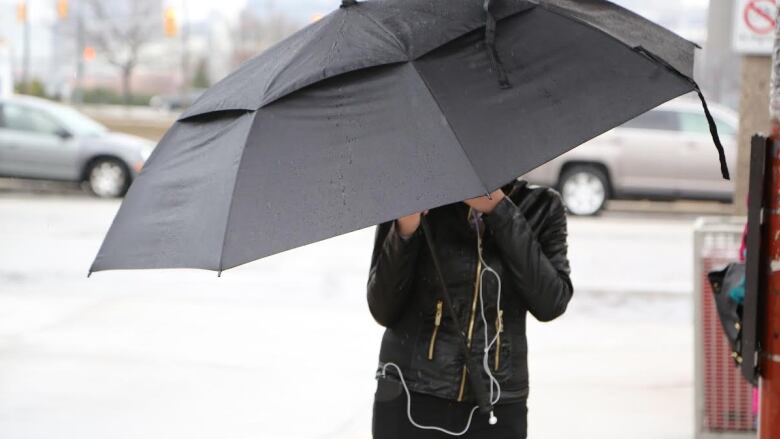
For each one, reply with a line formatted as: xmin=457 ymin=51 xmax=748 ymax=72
xmin=754 ymin=388 xmax=760 ymax=417
xmin=739 ymin=223 xmax=748 ymax=262
xmin=740 ymin=220 xmax=756 ymax=420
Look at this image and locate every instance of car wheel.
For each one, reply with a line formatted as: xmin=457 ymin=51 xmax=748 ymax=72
xmin=559 ymin=165 xmax=609 ymax=216
xmin=88 ymin=158 xmax=130 ymax=198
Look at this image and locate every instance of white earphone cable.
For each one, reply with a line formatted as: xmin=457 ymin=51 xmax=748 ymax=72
xmin=379 ymin=212 xmax=503 ymax=436
xmin=475 ymin=216 xmax=502 ymax=407
xmin=381 ymin=362 xmax=478 ymax=436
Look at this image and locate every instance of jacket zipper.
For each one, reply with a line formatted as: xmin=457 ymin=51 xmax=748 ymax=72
xmin=457 ymin=211 xmax=483 ymax=401
xmin=427 ymin=300 xmax=444 ymax=360
xmin=494 ymin=309 xmax=504 ymax=370
xmin=456 ymin=259 xmax=482 ymax=401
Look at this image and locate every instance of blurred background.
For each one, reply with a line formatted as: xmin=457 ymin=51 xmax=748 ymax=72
xmin=0 ymin=0 xmax=767 ymax=438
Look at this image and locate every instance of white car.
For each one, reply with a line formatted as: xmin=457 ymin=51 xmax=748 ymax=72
xmin=0 ymin=96 xmax=154 ymax=197
xmin=523 ymin=98 xmax=738 ymax=215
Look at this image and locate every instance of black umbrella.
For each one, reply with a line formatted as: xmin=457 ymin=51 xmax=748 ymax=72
xmin=89 ymin=0 xmax=730 ymax=416
xmin=90 ymin=0 xmax=727 ymax=274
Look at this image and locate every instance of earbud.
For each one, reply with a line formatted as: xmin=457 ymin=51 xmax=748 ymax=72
xmin=489 ymin=411 xmax=498 ymax=425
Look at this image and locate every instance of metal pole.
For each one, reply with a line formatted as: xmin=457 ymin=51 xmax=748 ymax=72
xmin=74 ymin=0 xmax=85 ymax=103
xmin=21 ymin=2 xmax=30 ymax=93
xmin=180 ymin=0 xmax=189 ymax=100
xmin=50 ymin=15 xmax=58 ymax=96
xmin=759 ymin=139 xmax=780 ymax=438
xmin=762 ymin=6 xmax=780 ymax=427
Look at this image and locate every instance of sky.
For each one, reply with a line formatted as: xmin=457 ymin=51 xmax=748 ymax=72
xmin=0 ymin=0 xmax=712 ymax=43
xmin=0 ymin=0 xmax=713 ymax=29
xmin=0 ymin=0 xmax=713 ymax=83
xmin=240 ymin=0 xmax=711 ymax=29
xmin=106 ymin=0 xmax=712 ymax=36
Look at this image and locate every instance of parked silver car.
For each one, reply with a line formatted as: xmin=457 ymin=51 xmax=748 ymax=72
xmin=523 ymin=98 xmax=738 ymax=215
xmin=0 ymin=96 xmax=154 ymax=197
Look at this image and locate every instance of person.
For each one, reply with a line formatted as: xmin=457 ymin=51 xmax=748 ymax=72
xmin=367 ymin=178 xmax=573 ymax=439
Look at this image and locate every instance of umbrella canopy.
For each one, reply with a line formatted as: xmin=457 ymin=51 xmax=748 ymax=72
xmin=90 ymin=0 xmax=727 ymax=274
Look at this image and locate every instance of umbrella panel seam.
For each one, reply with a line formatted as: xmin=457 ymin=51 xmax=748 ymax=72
xmin=215 ymin=110 xmax=262 ymax=274
xmin=409 ymin=62 xmax=492 ymax=196
xmin=536 ymin=5 xmax=726 ymax=179
xmin=179 ymin=3 xmax=538 ymax=121
xmin=352 ymin=6 xmax=407 ymax=57
xmin=538 ymin=0 xmax=699 ymax=48
xmin=261 ymin=15 xmax=350 ymax=106
xmin=536 ymin=2 xmax=695 ymax=77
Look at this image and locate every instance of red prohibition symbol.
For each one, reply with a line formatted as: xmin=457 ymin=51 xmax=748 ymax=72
xmin=744 ymin=0 xmax=777 ymax=35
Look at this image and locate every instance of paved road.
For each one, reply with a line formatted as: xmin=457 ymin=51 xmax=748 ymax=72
xmin=0 ymin=193 xmax=724 ymax=438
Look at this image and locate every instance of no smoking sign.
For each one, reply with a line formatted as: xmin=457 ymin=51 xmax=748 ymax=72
xmin=734 ymin=0 xmax=777 ymax=54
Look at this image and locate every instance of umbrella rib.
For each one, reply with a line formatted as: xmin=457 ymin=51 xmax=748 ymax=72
xmin=262 ymin=13 xmax=350 ymax=106
xmin=409 ymin=62 xmax=492 ymax=197
xmin=216 ymin=111 xmax=261 ymax=275
xmin=352 ymin=7 xmax=407 ymax=55
xmin=536 ymin=1 xmax=696 ymax=74
xmin=538 ymin=4 xmax=727 ymax=179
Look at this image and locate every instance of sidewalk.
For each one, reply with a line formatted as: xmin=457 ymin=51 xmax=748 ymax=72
xmin=0 ymin=196 xmax=697 ymax=438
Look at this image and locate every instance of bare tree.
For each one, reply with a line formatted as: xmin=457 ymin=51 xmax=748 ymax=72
xmin=84 ymin=0 xmax=160 ymax=105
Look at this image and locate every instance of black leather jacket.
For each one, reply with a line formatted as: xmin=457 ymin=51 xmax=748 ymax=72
xmin=367 ymin=180 xmax=572 ymax=403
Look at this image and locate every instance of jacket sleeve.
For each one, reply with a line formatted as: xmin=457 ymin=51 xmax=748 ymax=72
xmin=482 ymin=193 xmax=573 ymax=322
xmin=366 ymin=220 xmax=423 ymax=327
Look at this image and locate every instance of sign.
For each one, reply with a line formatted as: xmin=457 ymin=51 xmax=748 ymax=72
xmin=733 ymin=0 xmax=777 ymax=54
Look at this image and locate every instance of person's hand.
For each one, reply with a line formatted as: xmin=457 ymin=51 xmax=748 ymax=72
xmin=464 ymin=189 xmax=505 ymax=214
xmin=396 ymin=211 xmax=428 ymax=238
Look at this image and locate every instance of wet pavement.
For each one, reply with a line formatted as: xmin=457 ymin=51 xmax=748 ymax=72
xmin=0 ymin=191 xmax=723 ymax=438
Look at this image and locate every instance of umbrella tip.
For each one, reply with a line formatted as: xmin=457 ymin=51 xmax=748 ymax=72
xmin=217 ymin=270 xmax=222 ymax=278
xmin=87 ymin=270 xmax=92 ymax=278
xmin=340 ymin=0 xmax=357 ymax=7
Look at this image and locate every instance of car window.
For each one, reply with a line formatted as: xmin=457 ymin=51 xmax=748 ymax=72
xmin=1 ymin=103 xmax=62 ymax=136
xmin=621 ymin=110 xmax=680 ymax=131
xmin=46 ymin=103 xmax=106 ymax=136
xmin=715 ymin=117 xmax=736 ymax=136
xmin=679 ymin=111 xmax=709 ymax=134
xmin=679 ymin=111 xmax=737 ymax=136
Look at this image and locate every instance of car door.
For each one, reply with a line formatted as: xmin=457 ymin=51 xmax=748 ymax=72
xmin=611 ymin=109 xmax=682 ymax=197
xmin=675 ymin=110 xmax=737 ymax=199
xmin=0 ymin=102 xmax=80 ymax=180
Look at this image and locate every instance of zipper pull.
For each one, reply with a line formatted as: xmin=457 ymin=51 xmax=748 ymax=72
xmin=494 ymin=309 xmax=504 ymax=371
xmin=428 ymin=300 xmax=444 ymax=361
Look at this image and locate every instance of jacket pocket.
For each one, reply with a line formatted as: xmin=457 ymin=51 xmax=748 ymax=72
xmin=427 ymin=300 xmax=444 ymax=360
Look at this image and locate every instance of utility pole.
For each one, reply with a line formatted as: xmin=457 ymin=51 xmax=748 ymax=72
xmin=737 ymin=57 xmax=772 ymax=215
xmin=760 ymin=1 xmax=780 ymax=436
xmin=733 ymin=0 xmax=774 ymax=216
xmin=54 ymin=0 xmax=77 ymax=102
xmin=759 ymin=139 xmax=780 ymax=439
xmin=700 ymin=0 xmax=741 ymax=107
xmin=180 ymin=0 xmax=190 ymax=104
xmin=17 ymin=1 xmax=30 ymax=93
xmin=74 ymin=0 xmax=85 ymax=103
xmin=723 ymin=1 xmax=780 ymax=434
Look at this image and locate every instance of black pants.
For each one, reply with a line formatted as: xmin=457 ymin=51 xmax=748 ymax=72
xmin=372 ymin=379 xmax=527 ymax=439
